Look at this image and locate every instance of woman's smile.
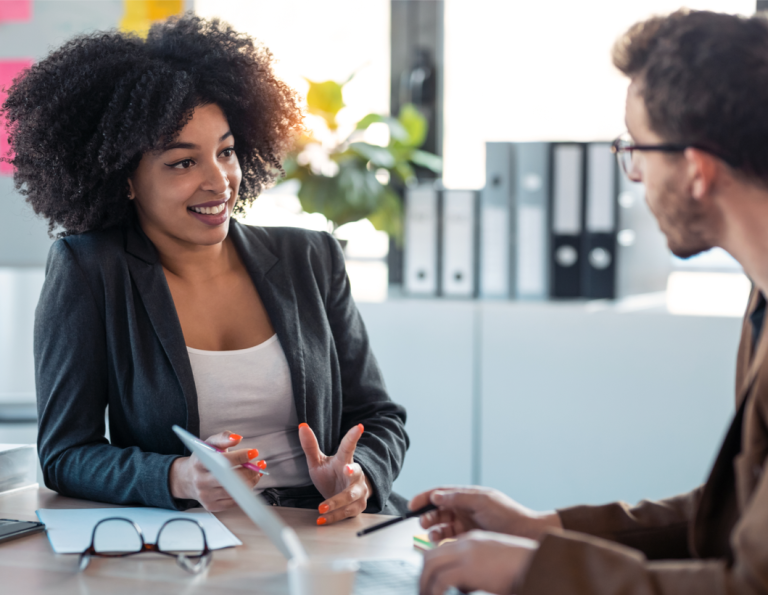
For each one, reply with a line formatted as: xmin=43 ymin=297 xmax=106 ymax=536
xmin=188 ymin=198 xmax=230 ymax=226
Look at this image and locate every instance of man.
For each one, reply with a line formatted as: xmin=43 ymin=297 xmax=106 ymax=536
xmin=413 ymin=10 xmax=768 ymax=595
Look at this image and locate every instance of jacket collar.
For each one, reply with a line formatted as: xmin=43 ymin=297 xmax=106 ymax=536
xmin=228 ymin=220 xmax=307 ymax=423
xmin=124 ymin=212 xmax=159 ymax=265
xmin=692 ymin=285 xmax=762 ymax=559
xmin=736 ymin=287 xmax=767 ymax=406
xmin=123 ymin=217 xmax=306 ymax=437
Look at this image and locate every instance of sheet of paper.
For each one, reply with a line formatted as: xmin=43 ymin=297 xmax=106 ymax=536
xmin=36 ymin=507 xmax=242 ymax=554
xmin=0 ymin=0 xmax=31 ymax=23
xmin=0 ymin=59 xmax=33 ymax=176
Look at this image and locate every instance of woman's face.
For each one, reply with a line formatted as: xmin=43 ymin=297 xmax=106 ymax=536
xmin=128 ymin=103 xmax=242 ymax=250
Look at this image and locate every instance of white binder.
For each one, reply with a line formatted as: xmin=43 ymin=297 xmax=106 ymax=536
xmin=514 ymin=143 xmax=550 ymax=300
xmin=480 ymin=143 xmax=514 ymax=298
xmin=441 ymin=190 xmax=476 ymax=297
xmin=404 ymin=185 xmax=439 ymax=295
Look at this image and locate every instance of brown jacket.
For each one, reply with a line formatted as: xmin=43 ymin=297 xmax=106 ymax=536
xmin=520 ymin=289 xmax=768 ymax=595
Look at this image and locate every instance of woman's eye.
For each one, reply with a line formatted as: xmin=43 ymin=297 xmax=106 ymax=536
xmin=167 ymin=159 xmax=194 ymax=169
xmin=221 ymin=148 xmax=235 ymax=158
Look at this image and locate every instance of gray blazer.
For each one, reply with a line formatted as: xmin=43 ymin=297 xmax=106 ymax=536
xmin=34 ymin=219 xmax=409 ymax=512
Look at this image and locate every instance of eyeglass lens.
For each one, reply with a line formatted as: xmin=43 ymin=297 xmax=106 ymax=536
xmin=157 ymin=519 xmax=206 ymax=557
xmin=93 ymin=519 xmax=143 ymax=555
xmin=619 ymin=147 xmax=634 ymax=176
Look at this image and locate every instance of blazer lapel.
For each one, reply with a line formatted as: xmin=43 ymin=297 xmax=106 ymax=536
xmin=691 ymin=286 xmax=761 ymax=559
xmin=736 ymin=288 xmax=767 ymax=406
xmin=124 ymin=224 xmax=201 ymax=439
xmin=228 ymin=221 xmax=308 ymax=424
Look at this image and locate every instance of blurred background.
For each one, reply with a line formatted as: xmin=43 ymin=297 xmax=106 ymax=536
xmin=0 ymin=0 xmax=758 ymax=508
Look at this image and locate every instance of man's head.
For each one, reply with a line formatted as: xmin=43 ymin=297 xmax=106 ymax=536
xmin=613 ymin=10 xmax=768 ymax=258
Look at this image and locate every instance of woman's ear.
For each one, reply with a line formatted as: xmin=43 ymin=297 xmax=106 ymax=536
xmin=127 ymin=179 xmax=135 ymax=201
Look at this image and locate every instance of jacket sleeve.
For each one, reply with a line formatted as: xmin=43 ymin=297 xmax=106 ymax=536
xmin=557 ymin=486 xmax=703 ymax=559
xmin=35 ymin=240 xmax=184 ymax=509
xmin=322 ymin=233 xmax=409 ymax=513
xmin=521 ymin=471 xmax=768 ymax=595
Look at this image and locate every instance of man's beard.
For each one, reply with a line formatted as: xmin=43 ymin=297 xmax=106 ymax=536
xmin=656 ymin=181 xmax=712 ymax=259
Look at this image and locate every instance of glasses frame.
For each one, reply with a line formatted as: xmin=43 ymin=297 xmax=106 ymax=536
xmin=610 ymin=133 xmax=736 ymax=179
xmin=79 ymin=516 xmax=212 ymax=574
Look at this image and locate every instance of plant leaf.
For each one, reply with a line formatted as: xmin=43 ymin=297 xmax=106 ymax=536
xmin=397 ymin=103 xmax=428 ymax=148
xmin=349 ymin=142 xmax=396 ymax=168
xmin=392 ymin=161 xmax=416 ymax=184
xmin=367 ymin=188 xmax=403 ymax=244
xmin=409 ymin=149 xmax=443 ymax=173
xmin=356 ymin=113 xmax=385 ymax=130
xmin=305 ymin=78 xmax=346 ymax=130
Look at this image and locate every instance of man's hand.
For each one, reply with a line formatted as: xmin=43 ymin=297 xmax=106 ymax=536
xmin=169 ymin=431 xmax=263 ymax=511
xmin=420 ymin=530 xmax=538 ymax=595
xmin=298 ymin=423 xmax=371 ymax=526
xmin=409 ymin=486 xmax=562 ymax=542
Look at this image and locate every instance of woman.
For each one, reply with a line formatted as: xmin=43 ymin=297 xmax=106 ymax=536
xmin=3 ymin=14 xmax=408 ymax=523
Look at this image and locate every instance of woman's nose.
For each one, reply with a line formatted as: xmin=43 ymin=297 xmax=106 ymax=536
xmin=201 ymin=160 xmax=229 ymax=194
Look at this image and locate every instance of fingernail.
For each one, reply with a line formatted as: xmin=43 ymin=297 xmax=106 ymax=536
xmin=229 ymin=433 xmax=242 ymax=441
xmin=317 ymin=517 xmax=327 ymax=526
xmin=257 ymin=460 xmax=267 ymax=470
xmin=319 ymin=503 xmax=330 ymax=514
xmin=345 ymin=465 xmax=354 ymax=476
xmin=357 ymin=423 xmax=364 ymax=433
xmin=298 ymin=423 xmax=309 ymax=429
xmin=247 ymin=449 xmax=259 ymax=460
xmin=432 ymin=492 xmax=444 ymax=504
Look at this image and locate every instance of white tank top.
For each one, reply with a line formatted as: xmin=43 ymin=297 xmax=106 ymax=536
xmin=187 ymin=334 xmax=312 ymax=491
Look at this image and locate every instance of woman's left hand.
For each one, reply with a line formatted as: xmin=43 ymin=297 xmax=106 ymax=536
xmin=298 ymin=422 xmax=372 ymax=525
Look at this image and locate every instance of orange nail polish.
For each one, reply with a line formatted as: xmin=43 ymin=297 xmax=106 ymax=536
xmin=345 ymin=465 xmax=354 ymax=476
xmin=319 ymin=503 xmax=330 ymax=514
xmin=229 ymin=433 xmax=242 ymax=441
xmin=247 ymin=449 xmax=259 ymax=460
xmin=317 ymin=517 xmax=327 ymax=526
xmin=298 ymin=423 xmax=309 ymax=429
xmin=257 ymin=460 xmax=267 ymax=470
xmin=358 ymin=424 xmax=364 ymax=433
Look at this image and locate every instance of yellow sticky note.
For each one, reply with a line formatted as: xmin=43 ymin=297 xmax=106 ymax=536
xmin=120 ymin=0 xmax=184 ymax=37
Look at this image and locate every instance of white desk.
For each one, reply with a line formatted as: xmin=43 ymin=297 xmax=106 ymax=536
xmin=0 ymin=486 xmax=420 ymax=594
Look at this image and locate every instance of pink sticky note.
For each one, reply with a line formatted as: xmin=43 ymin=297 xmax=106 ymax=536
xmin=0 ymin=59 xmax=33 ymax=176
xmin=0 ymin=0 xmax=32 ymax=23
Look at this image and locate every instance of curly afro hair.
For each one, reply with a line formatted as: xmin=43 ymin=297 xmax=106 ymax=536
xmin=1 ymin=14 xmax=303 ymax=236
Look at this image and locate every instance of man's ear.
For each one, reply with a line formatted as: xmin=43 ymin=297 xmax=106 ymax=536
xmin=127 ymin=179 xmax=135 ymax=201
xmin=685 ymin=148 xmax=718 ymax=201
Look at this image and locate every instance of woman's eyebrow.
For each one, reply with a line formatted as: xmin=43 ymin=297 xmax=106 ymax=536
xmin=161 ymin=131 xmax=233 ymax=152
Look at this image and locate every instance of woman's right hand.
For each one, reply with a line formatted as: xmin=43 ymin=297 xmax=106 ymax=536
xmin=408 ymin=486 xmax=562 ymax=543
xmin=169 ymin=431 xmax=263 ymax=511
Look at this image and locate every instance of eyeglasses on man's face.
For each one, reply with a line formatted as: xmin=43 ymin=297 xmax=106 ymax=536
xmin=79 ymin=517 xmax=212 ymax=574
xmin=611 ymin=132 xmax=736 ymax=181
xmin=610 ymin=132 xmax=695 ymax=181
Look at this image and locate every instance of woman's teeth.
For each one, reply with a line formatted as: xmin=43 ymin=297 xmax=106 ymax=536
xmin=190 ymin=203 xmax=226 ymax=215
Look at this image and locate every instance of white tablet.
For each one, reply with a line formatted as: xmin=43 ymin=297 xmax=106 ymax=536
xmin=172 ymin=425 xmax=307 ymax=561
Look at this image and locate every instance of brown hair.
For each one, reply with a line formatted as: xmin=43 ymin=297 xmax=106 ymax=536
xmin=612 ymin=10 xmax=768 ymax=182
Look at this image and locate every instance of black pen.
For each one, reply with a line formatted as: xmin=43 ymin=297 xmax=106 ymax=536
xmin=356 ymin=503 xmax=438 ymax=537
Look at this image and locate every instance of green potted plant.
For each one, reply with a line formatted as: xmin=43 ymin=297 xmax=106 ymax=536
xmin=279 ymin=75 xmax=442 ymax=242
